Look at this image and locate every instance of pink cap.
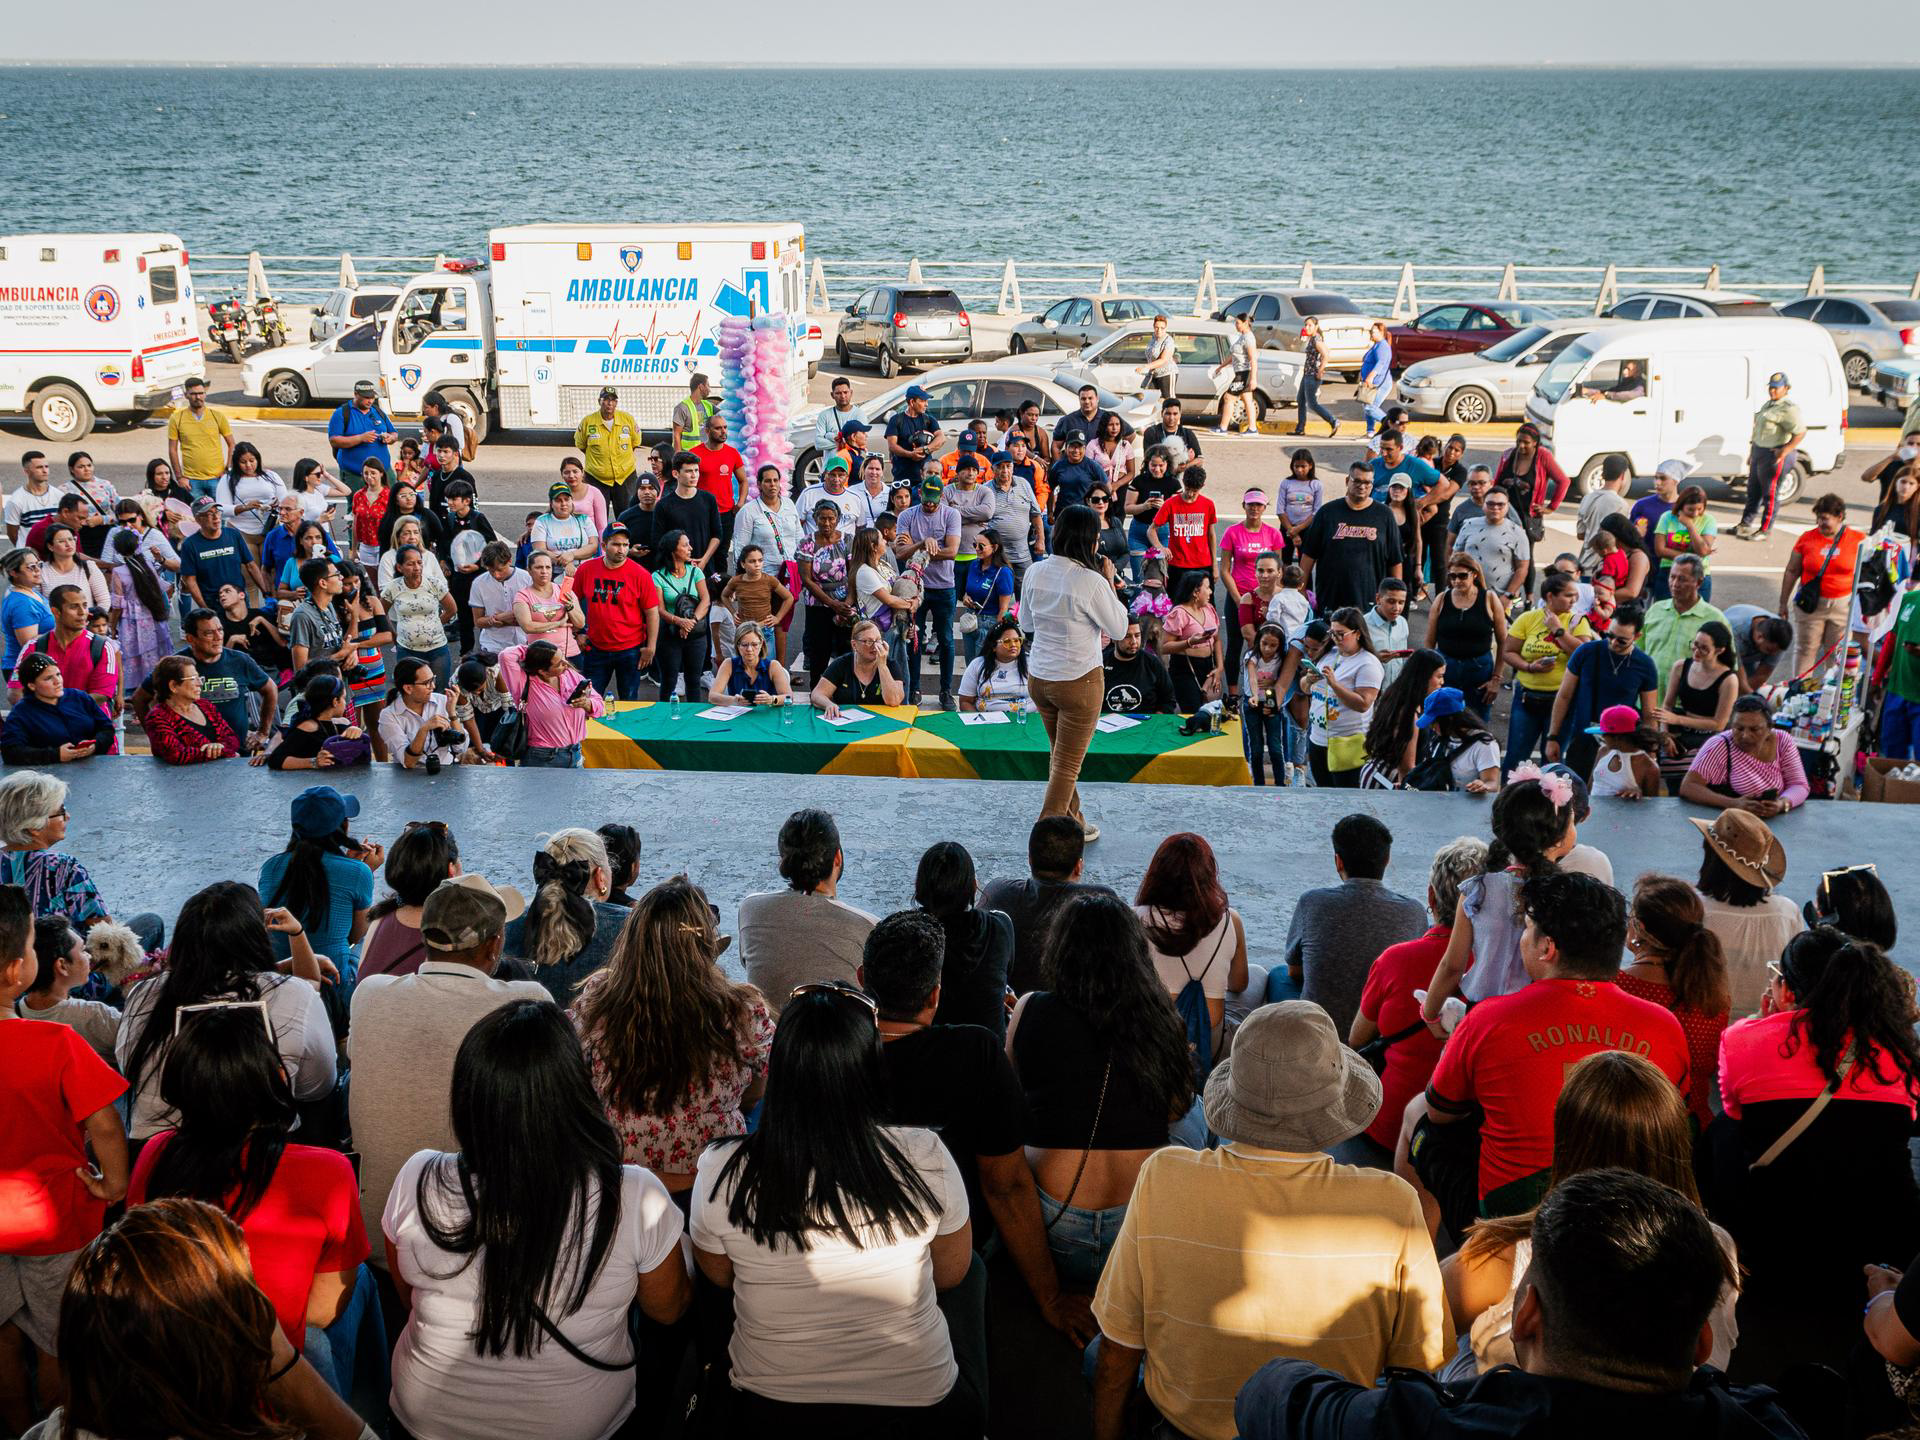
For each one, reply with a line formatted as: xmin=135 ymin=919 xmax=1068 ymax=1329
xmin=1243 ymin=488 xmax=1267 ymax=504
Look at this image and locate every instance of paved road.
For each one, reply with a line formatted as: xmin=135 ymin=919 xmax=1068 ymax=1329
xmin=7 ymin=358 xmax=1908 ymax=618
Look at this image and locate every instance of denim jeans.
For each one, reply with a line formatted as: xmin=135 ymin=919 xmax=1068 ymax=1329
xmin=1504 ymin=685 xmax=1558 ymax=775
xmin=187 ymin=474 xmax=221 ymax=502
xmin=303 ymin=1263 xmax=387 ymax=1405
xmin=1037 ymin=1188 xmax=1130 ymax=1291
xmin=914 ymin=584 xmax=956 ymax=699
xmin=882 ymin=614 xmax=912 ymax=686
xmin=398 ymin=644 xmax=451 ymax=688
xmin=1242 ymin=700 xmax=1288 ymax=784
xmin=1295 ymin=373 xmax=1338 ymax=432
xmin=582 ymin=644 xmax=644 ymax=701
xmin=1363 ymin=377 xmax=1392 ymax=432
xmin=1442 ymin=651 xmax=1497 ymax=720
xmin=523 ymin=742 xmax=582 ymax=767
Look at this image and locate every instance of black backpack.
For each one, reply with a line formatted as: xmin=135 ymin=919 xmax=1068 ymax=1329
xmin=1405 ymin=728 xmax=1494 ymax=792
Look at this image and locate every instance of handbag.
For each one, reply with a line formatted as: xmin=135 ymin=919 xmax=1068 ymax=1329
xmin=1792 ymin=534 xmax=1843 ymax=614
xmin=1357 ymin=1018 xmax=1429 ymax=1076
xmin=1327 ymin=732 xmax=1367 ymax=771
xmin=490 ymin=666 xmax=535 ymax=765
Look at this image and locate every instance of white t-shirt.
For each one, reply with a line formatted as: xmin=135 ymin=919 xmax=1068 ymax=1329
xmin=796 ymin=483 xmax=874 ymax=533
xmin=1311 ymin=648 xmax=1385 ymax=741
xmin=385 ymin=1152 xmax=684 ymax=1440
xmin=958 ymin=655 xmax=1028 ymax=711
xmin=117 ymin=973 xmax=336 ymax=1139
xmin=692 ymin=1126 xmax=967 ymax=1407
xmin=294 ymin=487 xmax=337 ymax=524
xmin=855 ymin=562 xmax=896 ymax=622
xmin=1137 ymin=906 xmax=1237 ymax=1001
xmin=3 ymin=484 xmax=63 ymax=531
xmin=217 ymin=469 xmax=287 ymax=537
xmin=1446 ymin=736 xmax=1501 ymax=789
xmin=531 ymin=511 xmax=596 ymax=557
xmin=470 ymin=568 xmax=532 ymax=653
xmin=1265 ymin=588 xmax=1312 ymax=638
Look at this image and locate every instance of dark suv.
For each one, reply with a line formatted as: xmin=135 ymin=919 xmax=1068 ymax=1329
xmin=835 ymin=286 xmax=973 ymax=376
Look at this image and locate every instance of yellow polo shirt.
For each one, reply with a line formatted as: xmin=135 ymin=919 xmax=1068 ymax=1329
xmin=1509 ymin=606 xmax=1594 ymax=692
xmin=167 ymin=405 xmax=232 ymax=482
xmin=1091 ymin=1145 xmax=1450 ymax=1440
xmin=574 ymin=410 xmax=640 ymax=485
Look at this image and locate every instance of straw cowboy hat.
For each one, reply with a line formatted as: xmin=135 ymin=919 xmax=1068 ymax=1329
xmin=1203 ymin=1001 xmax=1381 ymax=1152
xmin=1689 ymin=810 xmax=1787 ymax=891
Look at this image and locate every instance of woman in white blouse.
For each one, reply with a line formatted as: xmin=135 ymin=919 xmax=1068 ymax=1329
xmin=1018 ymin=504 xmax=1131 ymax=844
xmin=216 ymin=442 xmax=287 ymax=565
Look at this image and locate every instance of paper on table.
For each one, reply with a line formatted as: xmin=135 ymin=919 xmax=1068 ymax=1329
xmin=959 ymin=711 xmax=1011 ymax=726
xmin=697 ymin=705 xmax=752 ymax=721
xmin=817 ymin=708 xmax=873 ymax=728
xmin=1095 ymin=714 xmax=1143 ymax=733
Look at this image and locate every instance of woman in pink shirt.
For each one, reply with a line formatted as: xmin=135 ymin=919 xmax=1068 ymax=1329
xmin=1217 ymin=489 xmax=1284 ymax=704
xmin=496 ymin=639 xmax=606 ymax=768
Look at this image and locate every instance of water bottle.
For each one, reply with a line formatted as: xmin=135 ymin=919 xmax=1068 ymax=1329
xmin=670 ymin=692 xmax=681 ymax=722
xmin=780 ymin=694 xmax=794 ymax=728
xmin=1013 ymin=695 xmax=1027 ymax=725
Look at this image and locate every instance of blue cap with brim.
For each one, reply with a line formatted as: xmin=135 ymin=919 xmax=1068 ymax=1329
xmin=1768 ymin=372 xmax=1790 ymax=387
xmin=1415 ymin=687 xmax=1466 ymax=729
xmin=838 ymin=419 xmax=871 ymax=435
xmin=291 ymin=785 xmax=359 ymax=839
xmin=905 ymin=385 xmax=932 ymax=400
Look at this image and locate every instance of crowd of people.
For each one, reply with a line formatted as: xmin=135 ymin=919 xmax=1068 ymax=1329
xmin=4 ymin=380 xmax=1917 ymax=804
xmin=1 ymin=755 xmax=1917 ymax=1440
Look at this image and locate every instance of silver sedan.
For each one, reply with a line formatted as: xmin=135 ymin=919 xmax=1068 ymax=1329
xmin=1008 ymin=294 xmax=1168 ymax=354
xmin=1779 ymin=293 xmax=1920 ymax=390
xmin=1049 ymin=319 xmax=1303 ymax=420
xmin=1395 ymin=317 xmax=1595 ymax=425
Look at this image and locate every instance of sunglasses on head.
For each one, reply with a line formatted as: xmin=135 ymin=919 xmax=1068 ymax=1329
xmin=789 ymin=981 xmax=879 ymax=1019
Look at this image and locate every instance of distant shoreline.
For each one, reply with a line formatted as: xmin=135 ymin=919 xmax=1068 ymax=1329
xmin=3 ymin=61 xmax=1918 ymax=72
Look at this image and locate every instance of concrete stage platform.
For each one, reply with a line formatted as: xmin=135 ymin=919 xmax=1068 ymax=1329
xmin=46 ymin=765 xmax=1920 ymax=977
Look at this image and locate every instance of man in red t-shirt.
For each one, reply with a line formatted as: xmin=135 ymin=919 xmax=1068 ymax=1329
xmin=1150 ymin=464 xmax=1218 ymax=597
xmin=1412 ymin=870 xmax=1689 ymax=1222
xmin=571 ymin=524 xmax=661 ymax=703
xmin=0 ymin=887 xmax=129 ymax=1419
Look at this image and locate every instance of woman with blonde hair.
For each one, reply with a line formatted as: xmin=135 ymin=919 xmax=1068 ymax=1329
xmin=1440 ymin=1049 xmax=1740 ymax=1379
xmin=571 ymin=876 xmax=772 ymax=1204
xmin=502 ymin=827 xmax=628 ymax=1005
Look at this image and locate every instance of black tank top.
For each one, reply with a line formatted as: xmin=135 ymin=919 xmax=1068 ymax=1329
xmin=1674 ymin=664 xmax=1732 ymax=737
xmin=1012 ymin=992 xmax=1176 ymax=1150
xmin=1432 ymin=588 xmax=1496 ymax=661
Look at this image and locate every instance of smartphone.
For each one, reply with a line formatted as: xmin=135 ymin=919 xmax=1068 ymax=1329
xmin=1758 ymin=788 xmax=1780 ymax=804
xmin=568 ymin=679 xmax=594 ymax=704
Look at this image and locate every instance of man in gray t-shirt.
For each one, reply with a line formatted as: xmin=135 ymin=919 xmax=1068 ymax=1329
xmin=1721 ymin=602 xmax=1792 ymax=693
xmin=1279 ymin=815 xmax=1427 ymax=1037
xmin=736 ymin=809 xmax=877 ymax=1014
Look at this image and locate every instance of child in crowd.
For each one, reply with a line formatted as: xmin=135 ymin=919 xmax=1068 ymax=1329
xmin=718 ymin=544 xmax=793 ymax=663
xmin=16 ymin=915 xmax=122 ymax=1065
xmin=0 ymin=884 xmax=129 ymax=1435
xmin=452 ymin=656 xmax=504 ymax=762
xmin=1366 ymin=578 xmax=1412 ymax=688
xmin=512 ymin=510 xmax=541 ymax=572
xmin=1586 ymin=703 xmax=1664 ymax=800
xmin=1265 ymin=562 xmax=1313 ymax=638
xmin=1241 ymin=623 xmax=1290 ymax=786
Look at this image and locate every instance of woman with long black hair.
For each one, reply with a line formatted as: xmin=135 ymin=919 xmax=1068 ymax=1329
xmin=693 ymin=983 xmax=984 ymax=1439
xmin=1018 ymin=503 xmax=1131 ymax=843
xmin=128 ymin=1006 xmax=370 ymax=1385
xmin=386 ymin=999 xmax=690 ymax=1440
xmin=1007 ymin=891 xmax=1195 ymax=1287
xmin=912 ymin=841 xmax=1013 ymax=1038
xmin=116 ymin=880 xmax=337 ymax=1143
xmin=1360 ymin=645 xmax=1447 ymax=787
xmin=257 ymin=784 xmax=380 ymax=981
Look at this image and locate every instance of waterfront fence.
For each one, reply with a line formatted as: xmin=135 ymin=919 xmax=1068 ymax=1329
xmin=193 ymin=250 xmax=1920 ymax=323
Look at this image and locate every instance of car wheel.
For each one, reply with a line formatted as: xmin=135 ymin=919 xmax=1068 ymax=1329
xmin=264 ymin=372 xmax=311 ymax=409
xmin=31 ymin=383 xmax=94 ymax=442
xmin=793 ymin=449 xmax=822 ymax=497
xmin=1445 ymin=387 xmax=1495 ymax=425
xmin=835 ymin=337 xmax=849 ymax=367
xmin=1777 ymin=456 xmax=1809 ymax=509
xmin=1576 ymin=455 xmax=1626 ymax=496
xmin=1009 ymin=333 xmax=1026 ymax=355
xmin=878 ymin=345 xmax=898 ymax=379
xmin=1244 ymin=391 xmax=1268 ymax=428
xmin=1842 ymin=352 xmax=1871 ymax=388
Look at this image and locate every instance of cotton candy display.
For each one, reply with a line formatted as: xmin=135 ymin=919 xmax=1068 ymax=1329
xmin=717 ymin=312 xmax=796 ymax=482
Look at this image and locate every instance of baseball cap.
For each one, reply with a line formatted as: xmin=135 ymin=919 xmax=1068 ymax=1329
xmin=1415 ymin=687 xmax=1466 ymax=729
xmin=920 ymin=476 xmax=944 ymax=497
xmin=1768 ymin=371 xmax=1790 ymax=387
xmin=598 ymin=386 xmax=620 ymax=400
xmin=1586 ymin=703 xmax=1642 ymax=737
xmin=904 ymin=385 xmax=931 ymax=400
xmin=822 ymin=454 xmax=850 ymax=475
xmin=421 ymin=874 xmax=527 ymax=952
xmin=289 ymin=785 xmax=358 ymax=840
xmin=958 ymin=432 xmax=981 ymax=450
xmin=1386 ymin=475 xmax=1412 ymax=492
xmin=1063 ymin=433 xmax=1086 ymax=446
xmin=190 ymin=497 xmax=220 ymax=516
xmin=838 ymin=419 xmax=871 ymax=436
xmin=602 ymin=521 xmax=629 ymax=542
xmin=353 ymin=380 xmax=377 ymax=397
xmin=548 ymin=481 xmax=572 ymax=500
xmin=990 ymin=449 xmax=1014 ymax=466
xmin=1242 ymin=488 xmax=1267 ymax=504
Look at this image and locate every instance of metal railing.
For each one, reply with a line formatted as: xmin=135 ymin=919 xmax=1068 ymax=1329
xmin=803 ymin=256 xmax=1920 ymax=320
xmin=193 ymin=248 xmax=1920 ymax=323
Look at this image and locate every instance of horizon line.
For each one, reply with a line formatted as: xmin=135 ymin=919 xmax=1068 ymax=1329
xmin=3 ymin=59 xmax=1918 ymax=71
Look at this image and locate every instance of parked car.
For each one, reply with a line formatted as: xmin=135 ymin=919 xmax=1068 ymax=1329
xmin=239 ymin=321 xmax=380 ymax=409
xmin=1602 ymin=288 xmax=1778 ymax=321
xmin=1868 ymin=357 xmax=1920 ymax=417
xmin=785 ymin=365 xmax=1157 ymax=489
xmin=1047 ymin=319 xmax=1303 ymax=421
xmin=309 ymin=285 xmax=400 ymax=341
xmin=1778 ymin=293 xmax=1920 ymax=389
xmin=1008 ymin=294 xmax=1168 ymax=354
xmin=1387 ymin=301 xmax=1560 ymax=369
xmin=1395 ymin=318 xmax=1594 ymax=425
xmin=1212 ymin=290 xmax=1377 ymax=377
xmin=834 ymin=286 xmax=972 ymax=376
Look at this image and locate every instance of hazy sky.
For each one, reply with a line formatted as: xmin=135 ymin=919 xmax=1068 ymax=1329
xmin=10 ymin=0 xmax=1920 ymax=66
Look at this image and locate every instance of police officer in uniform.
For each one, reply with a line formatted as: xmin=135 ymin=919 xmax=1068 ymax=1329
xmin=574 ymin=386 xmax=642 ymax=513
xmin=1735 ymin=371 xmax=1807 ymax=539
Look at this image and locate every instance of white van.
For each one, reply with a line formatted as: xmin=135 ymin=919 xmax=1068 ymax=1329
xmin=1525 ymin=317 xmax=1846 ymax=506
xmin=0 ymin=232 xmax=204 ymax=441
xmin=376 ymin=222 xmax=809 ymax=441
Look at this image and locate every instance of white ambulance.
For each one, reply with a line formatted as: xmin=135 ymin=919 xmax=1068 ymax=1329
xmin=0 ymin=233 xmax=205 ymax=441
xmin=375 ymin=222 xmax=809 ymax=441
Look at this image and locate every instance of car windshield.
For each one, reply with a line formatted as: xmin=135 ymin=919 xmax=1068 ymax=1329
xmin=1533 ymin=340 xmax=1597 ymax=405
xmin=1293 ymin=294 xmax=1363 ymax=317
xmin=1876 ymin=300 xmax=1920 ymax=323
xmin=1481 ymin=325 xmax=1551 ymax=362
xmin=899 ymin=291 xmax=960 ymax=315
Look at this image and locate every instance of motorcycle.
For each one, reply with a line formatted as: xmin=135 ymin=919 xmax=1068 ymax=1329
xmin=205 ymin=296 xmax=248 ymax=365
xmin=250 ymin=295 xmax=288 ymax=349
